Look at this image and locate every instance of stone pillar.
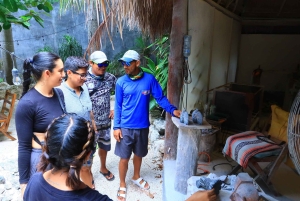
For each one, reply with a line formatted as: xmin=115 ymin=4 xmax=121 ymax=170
xmin=172 ymin=117 xmax=212 ymax=194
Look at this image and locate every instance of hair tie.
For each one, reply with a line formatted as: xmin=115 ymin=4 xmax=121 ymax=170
xmin=29 ymin=59 xmax=33 ymax=64
xmin=43 ymin=152 xmax=49 ymax=159
xmin=70 ymin=165 xmax=77 ymax=169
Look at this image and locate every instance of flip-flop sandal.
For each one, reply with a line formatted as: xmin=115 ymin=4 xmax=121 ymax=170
xmin=131 ymin=177 xmax=150 ymax=190
xmin=117 ymin=187 xmax=126 ymax=201
xmin=100 ymin=170 xmax=115 ymax=181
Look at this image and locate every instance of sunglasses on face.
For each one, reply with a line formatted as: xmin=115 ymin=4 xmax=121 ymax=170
xmin=93 ymin=61 xmax=109 ymax=68
xmin=121 ymin=60 xmax=135 ymax=67
xmin=71 ymin=70 xmax=88 ymax=79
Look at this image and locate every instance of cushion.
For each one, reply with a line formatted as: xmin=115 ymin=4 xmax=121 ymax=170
xmin=268 ymin=105 xmax=289 ymax=142
xmin=268 ymin=105 xmax=294 ymax=169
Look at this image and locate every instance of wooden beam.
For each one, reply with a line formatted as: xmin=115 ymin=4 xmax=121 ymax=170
xmin=233 ymin=0 xmax=239 ymax=12
xmin=226 ymin=0 xmax=235 ymax=9
xmin=204 ymin=0 xmax=242 ymax=22
xmin=164 ymin=0 xmax=186 ymax=160
xmin=242 ymin=18 xmax=300 ymax=26
xmin=277 ymin=0 xmax=287 ymax=17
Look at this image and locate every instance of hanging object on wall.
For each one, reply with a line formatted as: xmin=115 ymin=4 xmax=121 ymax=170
xmin=288 ymin=90 xmax=300 ymax=175
xmin=251 ymin=65 xmax=263 ymax=85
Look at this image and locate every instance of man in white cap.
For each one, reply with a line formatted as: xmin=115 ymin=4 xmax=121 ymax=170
xmin=85 ymin=51 xmax=117 ymax=182
xmin=113 ymin=50 xmax=181 ymax=200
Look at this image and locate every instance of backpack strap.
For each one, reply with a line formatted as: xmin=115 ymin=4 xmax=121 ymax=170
xmin=54 ymin=88 xmax=66 ymax=113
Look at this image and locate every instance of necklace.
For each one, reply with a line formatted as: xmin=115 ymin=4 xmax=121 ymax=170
xmin=46 ymin=177 xmax=61 ymax=187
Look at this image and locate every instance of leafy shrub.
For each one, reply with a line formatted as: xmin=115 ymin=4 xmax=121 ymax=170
xmin=58 ymin=35 xmax=82 ymax=62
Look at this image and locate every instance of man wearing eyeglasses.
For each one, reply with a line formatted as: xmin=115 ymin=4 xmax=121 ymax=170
xmin=85 ymin=51 xmax=117 ymax=182
xmin=114 ymin=50 xmax=181 ymax=201
xmin=57 ymin=56 xmax=94 ymax=188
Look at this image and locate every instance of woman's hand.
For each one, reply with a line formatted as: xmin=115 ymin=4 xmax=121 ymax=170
xmin=186 ymin=189 xmax=217 ymax=201
xmin=20 ymin=183 xmax=27 ymax=198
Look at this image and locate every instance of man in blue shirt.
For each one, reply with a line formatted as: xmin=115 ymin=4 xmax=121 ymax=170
xmin=113 ymin=50 xmax=181 ymax=201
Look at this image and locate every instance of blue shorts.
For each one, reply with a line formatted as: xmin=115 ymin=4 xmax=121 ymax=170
xmin=114 ymin=128 xmax=149 ymax=159
xmin=95 ymin=127 xmax=111 ymax=151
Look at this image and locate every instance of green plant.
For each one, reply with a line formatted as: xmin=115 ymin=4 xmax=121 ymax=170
xmin=58 ymin=34 xmax=82 ymax=62
xmin=0 ymin=0 xmax=54 ymax=32
xmin=139 ymin=35 xmax=170 ymax=110
xmin=106 ymin=52 xmax=125 ymax=78
xmin=36 ymin=45 xmax=54 ymax=53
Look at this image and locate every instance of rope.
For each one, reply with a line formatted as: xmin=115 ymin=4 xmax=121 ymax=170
xmin=197 ymin=152 xmax=211 ymax=175
xmin=0 ymin=46 xmax=24 ymax=61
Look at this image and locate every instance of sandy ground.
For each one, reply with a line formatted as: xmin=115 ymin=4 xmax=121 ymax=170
xmin=0 ymin=100 xmax=163 ymax=201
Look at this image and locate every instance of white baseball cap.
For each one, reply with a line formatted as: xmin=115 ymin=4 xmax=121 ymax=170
xmin=118 ymin=50 xmax=140 ymax=62
xmin=90 ymin=51 xmax=109 ymax=64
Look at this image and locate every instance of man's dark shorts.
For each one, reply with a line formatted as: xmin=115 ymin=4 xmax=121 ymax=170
xmin=114 ymin=128 xmax=149 ymax=159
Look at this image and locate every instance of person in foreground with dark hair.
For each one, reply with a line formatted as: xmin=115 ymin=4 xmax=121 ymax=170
xmin=15 ymin=52 xmax=66 ymax=197
xmin=23 ymin=114 xmax=112 ymax=201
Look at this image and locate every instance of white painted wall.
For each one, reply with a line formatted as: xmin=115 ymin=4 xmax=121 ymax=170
xmin=185 ymin=0 xmax=241 ymax=112
xmin=237 ymin=35 xmax=300 ymax=109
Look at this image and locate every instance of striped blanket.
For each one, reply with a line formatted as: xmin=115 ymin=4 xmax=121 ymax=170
xmin=223 ymin=131 xmax=281 ymax=168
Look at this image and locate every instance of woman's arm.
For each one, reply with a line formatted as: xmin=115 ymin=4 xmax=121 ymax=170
xmin=15 ymin=99 xmax=35 ymax=184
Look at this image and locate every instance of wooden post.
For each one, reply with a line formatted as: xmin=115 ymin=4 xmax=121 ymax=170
xmin=164 ymin=0 xmax=187 ymax=160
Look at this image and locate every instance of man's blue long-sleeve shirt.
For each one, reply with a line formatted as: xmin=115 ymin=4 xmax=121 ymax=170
xmin=114 ymin=72 xmax=177 ymax=129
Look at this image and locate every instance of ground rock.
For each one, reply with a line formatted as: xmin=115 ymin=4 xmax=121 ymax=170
xmin=0 ymin=176 xmax=5 ymax=184
xmin=149 ymin=125 xmax=160 ymax=144
xmin=153 ymin=119 xmax=165 ymax=135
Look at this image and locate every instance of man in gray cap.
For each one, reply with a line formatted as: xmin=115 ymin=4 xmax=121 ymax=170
xmin=85 ymin=51 xmax=117 ymax=181
xmin=114 ymin=50 xmax=181 ymax=200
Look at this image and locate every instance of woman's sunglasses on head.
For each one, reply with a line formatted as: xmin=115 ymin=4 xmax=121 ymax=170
xmin=93 ymin=61 xmax=109 ymax=68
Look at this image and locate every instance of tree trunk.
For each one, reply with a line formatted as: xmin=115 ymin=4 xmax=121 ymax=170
xmin=87 ymin=3 xmax=99 ymax=55
xmin=0 ymin=28 xmax=15 ymax=85
xmin=164 ymin=0 xmax=187 ymax=160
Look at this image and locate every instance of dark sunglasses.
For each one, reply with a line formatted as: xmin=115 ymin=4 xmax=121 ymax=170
xmin=121 ymin=60 xmax=135 ymax=67
xmin=70 ymin=70 xmax=87 ymax=79
xmin=93 ymin=61 xmax=109 ymax=68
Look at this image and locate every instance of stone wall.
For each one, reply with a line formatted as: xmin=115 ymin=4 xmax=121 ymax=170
xmin=0 ymin=83 xmax=22 ymax=100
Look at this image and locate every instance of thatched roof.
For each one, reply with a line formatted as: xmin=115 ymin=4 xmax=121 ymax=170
xmin=60 ymin=0 xmax=173 ymax=54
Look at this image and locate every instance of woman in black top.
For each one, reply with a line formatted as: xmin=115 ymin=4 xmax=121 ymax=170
xmin=15 ymin=52 xmax=65 ymax=196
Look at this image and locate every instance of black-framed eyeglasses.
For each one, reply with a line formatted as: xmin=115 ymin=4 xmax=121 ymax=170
xmin=70 ymin=70 xmax=88 ymax=79
xmin=93 ymin=61 xmax=110 ymax=68
xmin=121 ymin=60 xmax=135 ymax=67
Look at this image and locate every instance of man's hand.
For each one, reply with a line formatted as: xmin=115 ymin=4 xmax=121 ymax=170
xmin=186 ymin=189 xmax=217 ymax=201
xmin=20 ymin=183 xmax=27 ymax=198
xmin=173 ymin=110 xmax=181 ymax=118
xmin=109 ymin=110 xmax=114 ymax=119
xmin=113 ymin=129 xmax=123 ymax=142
